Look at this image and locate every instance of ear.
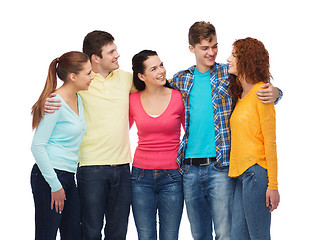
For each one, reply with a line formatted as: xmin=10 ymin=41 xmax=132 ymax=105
xmin=189 ymin=45 xmax=195 ymax=54
xmin=138 ymin=73 xmax=145 ymax=81
xmin=68 ymin=73 xmax=76 ymax=83
xmin=91 ymin=54 xmax=99 ymax=64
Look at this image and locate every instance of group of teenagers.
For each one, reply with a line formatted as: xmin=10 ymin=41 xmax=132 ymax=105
xmin=30 ymin=21 xmax=282 ymax=240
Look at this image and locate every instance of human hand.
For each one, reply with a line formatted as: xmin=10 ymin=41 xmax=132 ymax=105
xmin=266 ymin=189 xmax=280 ymax=213
xmin=51 ymin=188 xmax=66 ymax=214
xmin=256 ymin=83 xmax=279 ymax=104
xmin=44 ymin=93 xmax=61 ymax=113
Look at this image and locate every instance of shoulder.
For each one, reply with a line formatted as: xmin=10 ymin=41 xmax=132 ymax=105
xmin=171 ymin=89 xmax=184 ymax=109
xmin=172 ymin=89 xmax=182 ymax=100
xmin=116 ymin=69 xmax=133 ymax=89
xmin=172 ymin=66 xmax=195 ymax=80
xmin=129 ymin=91 xmax=140 ymax=103
xmin=253 ymin=82 xmax=266 ymax=93
xmin=214 ymin=63 xmax=229 ymax=78
xmin=43 ymin=94 xmax=63 ymax=117
xmin=215 ymin=62 xmax=229 ymax=70
xmin=116 ymin=69 xmax=132 ymax=79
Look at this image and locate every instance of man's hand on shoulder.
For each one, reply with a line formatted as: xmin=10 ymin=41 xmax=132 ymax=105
xmin=256 ymin=83 xmax=280 ymax=104
xmin=44 ymin=93 xmax=62 ymax=113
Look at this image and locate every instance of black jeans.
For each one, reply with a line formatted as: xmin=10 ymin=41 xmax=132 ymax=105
xmin=31 ymin=164 xmax=81 ymax=240
xmin=77 ymin=164 xmax=131 ymax=240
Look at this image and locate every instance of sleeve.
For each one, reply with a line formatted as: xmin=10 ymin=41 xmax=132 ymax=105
xmin=179 ymin=93 xmax=185 ymax=129
xmin=31 ymin=110 xmax=62 ymax=192
xmin=168 ymin=77 xmax=179 ymax=91
xmin=274 ymin=87 xmax=283 ymax=105
xmin=129 ymin=95 xmax=135 ymax=129
xmin=257 ymin=100 xmax=278 ymax=190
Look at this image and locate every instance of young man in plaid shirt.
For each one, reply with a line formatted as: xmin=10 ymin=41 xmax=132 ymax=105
xmin=169 ymin=21 xmax=282 ymax=240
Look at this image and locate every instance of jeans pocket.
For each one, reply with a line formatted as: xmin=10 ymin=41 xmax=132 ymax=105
xmin=131 ymin=168 xmax=143 ymax=182
xmin=213 ymin=162 xmax=229 ymax=172
xmin=182 ymin=164 xmax=191 ymax=175
xmin=168 ymin=170 xmax=183 ymax=182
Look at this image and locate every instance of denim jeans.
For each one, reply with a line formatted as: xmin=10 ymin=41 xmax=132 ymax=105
xmin=77 ymin=164 xmax=131 ymax=240
xmin=231 ymin=164 xmax=271 ymax=240
xmin=30 ymin=164 xmax=81 ymax=240
xmin=183 ymin=162 xmax=235 ymax=240
xmin=131 ymin=167 xmax=184 ymax=240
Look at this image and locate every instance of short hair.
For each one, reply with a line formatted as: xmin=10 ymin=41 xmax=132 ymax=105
xmin=188 ymin=21 xmax=216 ymax=46
xmin=83 ymin=30 xmax=115 ymax=59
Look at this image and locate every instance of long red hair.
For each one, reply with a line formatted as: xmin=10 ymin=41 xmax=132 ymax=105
xmin=228 ymin=37 xmax=272 ymax=104
xmin=31 ymin=51 xmax=89 ymax=129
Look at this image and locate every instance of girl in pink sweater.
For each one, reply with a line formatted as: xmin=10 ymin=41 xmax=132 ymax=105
xmin=129 ymin=50 xmax=185 ymax=240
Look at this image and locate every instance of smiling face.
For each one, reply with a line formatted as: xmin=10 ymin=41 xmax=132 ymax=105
xmin=97 ymin=42 xmax=120 ymax=73
xmin=189 ymin=36 xmax=218 ymax=73
xmin=227 ymin=48 xmax=238 ymax=76
xmin=138 ymin=55 xmax=167 ymax=88
xmin=73 ymin=61 xmax=94 ymax=91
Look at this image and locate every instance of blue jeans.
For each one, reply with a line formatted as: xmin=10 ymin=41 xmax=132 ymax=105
xmin=30 ymin=164 xmax=81 ymax=240
xmin=77 ymin=164 xmax=131 ymax=240
xmin=131 ymin=167 xmax=184 ymax=240
xmin=183 ymin=162 xmax=235 ymax=240
xmin=231 ymin=164 xmax=271 ymax=240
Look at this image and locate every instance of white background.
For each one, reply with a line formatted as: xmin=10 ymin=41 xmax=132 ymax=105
xmin=1 ymin=0 xmax=315 ymax=239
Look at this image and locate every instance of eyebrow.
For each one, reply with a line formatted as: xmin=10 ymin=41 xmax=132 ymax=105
xmin=149 ymin=61 xmax=163 ymax=70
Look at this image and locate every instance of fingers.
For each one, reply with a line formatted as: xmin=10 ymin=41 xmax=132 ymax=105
xmin=51 ymin=198 xmax=64 ymax=214
xmin=268 ymin=199 xmax=279 ymax=213
xmin=256 ymin=95 xmax=274 ymax=104
xmin=51 ymin=189 xmax=66 ymax=214
xmin=256 ymin=89 xmax=274 ymax=104
xmin=266 ymin=189 xmax=280 ymax=213
xmin=44 ymin=99 xmax=61 ymax=113
xmin=260 ymin=83 xmax=271 ymax=89
xmin=48 ymin=92 xmax=57 ymax=98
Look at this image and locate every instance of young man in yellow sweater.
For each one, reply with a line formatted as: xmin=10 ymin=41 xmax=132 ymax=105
xmin=45 ymin=31 xmax=133 ymax=240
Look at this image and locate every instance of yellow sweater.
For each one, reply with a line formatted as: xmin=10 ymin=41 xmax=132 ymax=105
xmin=78 ymin=70 xmax=133 ymax=166
xmin=229 ymin=83 xmax=278 ymax=190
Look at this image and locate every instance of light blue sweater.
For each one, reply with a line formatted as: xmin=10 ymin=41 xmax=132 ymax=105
xmin=31 ymin=94 xmax=87 ymax=192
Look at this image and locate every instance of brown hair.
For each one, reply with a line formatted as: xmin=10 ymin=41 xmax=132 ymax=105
xmin=229 ymin=37 xmax=272 ymax=103
xmin=188 ymin=21 xmax=216 ymax=46
xmin=31 ymin=51 xmax=89 ymax=129
xmin=83 ymin=30 xmax=115 ymax=59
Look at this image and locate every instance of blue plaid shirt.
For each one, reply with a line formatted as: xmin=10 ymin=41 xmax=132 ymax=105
xmin=170 ymin=63 xmax=232 ymax=168
xmin=170 ymin=63 xmax=283 ymax=170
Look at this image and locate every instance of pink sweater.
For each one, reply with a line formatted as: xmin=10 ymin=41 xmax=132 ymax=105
xmin=129 ymin=89 xmax=185 ymax=169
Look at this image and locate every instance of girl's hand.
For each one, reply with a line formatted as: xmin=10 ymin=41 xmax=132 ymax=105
xmin=51 ymin=188 xmax=66 ymax=214
xmin=266 ymin=189 xmax=280 ymax=213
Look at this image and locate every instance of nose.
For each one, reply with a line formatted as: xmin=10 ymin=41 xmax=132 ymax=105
xmin=227 ymin=55 xmax=232 ymax=63
xmin=159 ymin=66 xmax=166 ymax=74
xmin=208 ymin=48 xmax=215 ymax=56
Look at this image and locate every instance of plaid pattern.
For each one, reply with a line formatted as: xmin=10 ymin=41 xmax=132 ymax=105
xmin=170 ymin=63 xmax=232 ymax=169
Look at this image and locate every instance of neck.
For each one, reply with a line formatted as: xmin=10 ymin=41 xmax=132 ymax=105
xmin=56 ymin=83 xmax=77 ymax=100
xmin=142 ymin=85 xmax=169 ymax=97
xmin=195 ymin=64 xmax=211 ymax=73
xmin=92 ymin=64 xmax=111 ymax=78
xmin=239 ymin=77 xmax=255 ymax=97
